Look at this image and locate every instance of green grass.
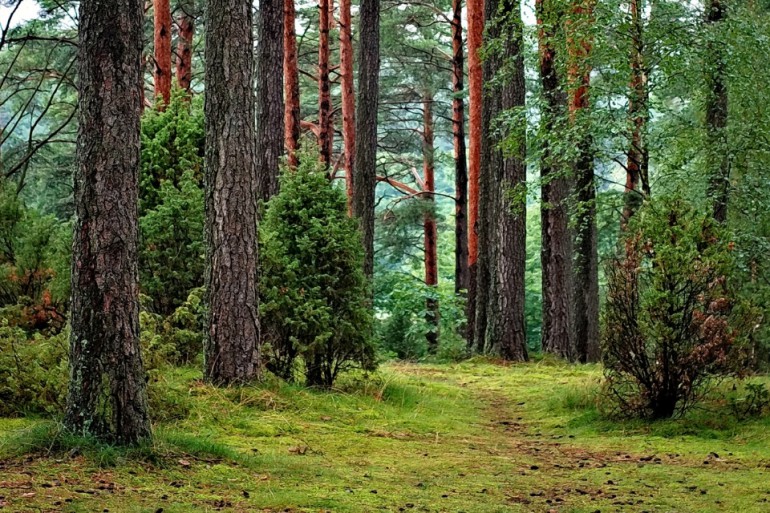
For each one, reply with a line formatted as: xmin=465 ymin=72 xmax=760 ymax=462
xmin=2 ymin=361 xmax=770 ymax=512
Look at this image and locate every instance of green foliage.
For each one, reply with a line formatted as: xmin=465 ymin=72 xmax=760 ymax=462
xmin=730 ymin=382 xmax=770 ymax=421
xmin=139 ymin=92 xmax=205 ymax=314
xmin=260 ymin=152 xmax=376 ymax=388
xmin=602 ymin=197 xmax=750 ymax=419
xmin=140 ymin=287 xmax=206 ymax=368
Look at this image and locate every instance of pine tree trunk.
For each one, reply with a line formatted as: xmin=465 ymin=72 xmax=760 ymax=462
xmin=256 ymin=0 xmax=285 ymax=203
xmin=284 ymin=0 xmax=301 ymax=168
xmin=340 ymin=0 xmax=356 ymax=213
xmin=705 ymin=0 xmax=729 ymax=223
xmin=352 ymin=0 xmax=380 ymax=279
xmin=423 ymin=92 xmax=440 ymax=353
xmin=65 ymin=0 xmax=151 ymax=445
xmin=622 ymin=0 xmax=649 ymax=226
xmin=176 ymin=1 xmax=194 ymax=94
xmin=485 ymin=0 xmax=528 ymax=361
xmin=537 ymin=0 xmax=573 ymax=360
xmin=153 ymin=0 xmax=172 ymax=108
xmin=451 ymin=0 xmax=469 ymax=296
xmin=318 ymin=0 xmax=332 ymax=167
xmin=466 ymin=0 xmax=484 ymax=350
xmin=568 ymin=0 xmax=599 ymax=363
xmin=204 ymin=0 xmax=261 ymax=384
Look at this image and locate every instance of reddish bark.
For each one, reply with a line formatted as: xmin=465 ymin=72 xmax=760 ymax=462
xmin=318 ymin=0 xmax=332 ymax=167
xmin=452 ymin=0 xmax=469 ymax=296
xmin=284 ymin=0 xmax=301 ymax=168
xmin=423 ymin=93 xmax=439 ymax=353
xmin=153 ymin=0 xmax=172 ymax=108
xmin=176 ymin=1 xmax=194 ymax=93
xmin=340 ymin=0 xmax=355 ymax=213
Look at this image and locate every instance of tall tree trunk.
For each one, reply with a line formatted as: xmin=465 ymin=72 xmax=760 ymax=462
xmin=537 ymin=0 xmax=573 ymax=360
xmin=451 ymin=0 xmax=469 ymax=296
xmin=622 ymin=0 xmax=650 ymax=226
xmin=284 ymin=0 xmax=301 ymax=168
xmin=176 ymin=0 xmax=194 ymax=93
xmin=705 ymin=0 xmax=729 ymax=223
xmin=340 ymin=0 xmax=356 ymax=213
xmin=204 ymin=0 xmax=261 ymax=384
xmin=352 ymin=0 xmax=380 ymax=279
xmin=318 ymin=0 xmax=332 ymax=167
xmin=256 ymin=0 xmax=285 ymax=203
xmin=466 ymin=0 xmax=484 ymax=349
xmin=65 ymin=0 xmax=151 ymax=445
xmin=153 ymin=0 xmax=172 ymax=108
xmin=568 ymin=0 xmax=599 ymax=363
xmin=484 ymin=0 xmax=528 ymax=361
xmin=423 ymin=92 xmax=440 ymax=353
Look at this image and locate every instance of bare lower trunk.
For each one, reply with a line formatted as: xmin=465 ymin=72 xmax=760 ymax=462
xmin=65 ymin=0 xmax=151 ymax=445
xmin=256 ymin=0 xmax=285 ymax=203
xmin=423 ymin=93 xmax=439 ymax=353
xmin=204 ymin=0 xmax=261 ymax=384
xmin=284 ymin=0 xmax=301 ymax=168
xmin=318 ymin=0 xmax=332 ymax=167
xmin=153 ymin=0 xmax=172 ymax=107
xmin=341 ymin=0 xmax=356 ymax=213
xmin=451 ymin=0 xmax=469 ymax=296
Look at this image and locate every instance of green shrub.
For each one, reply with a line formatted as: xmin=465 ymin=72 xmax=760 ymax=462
xmin=260 ymin=151 xmax=376 ymax=388
xmin=602 ymin=197 xmax=750 ymax=419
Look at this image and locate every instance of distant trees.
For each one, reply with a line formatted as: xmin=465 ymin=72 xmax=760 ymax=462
xmin=153 ymin=0 xmax=172 ymax=107
xmin=65 ymin=0 xmax=151 ymax=444
xmin=203 ymin=0 xmax=261 ymax=384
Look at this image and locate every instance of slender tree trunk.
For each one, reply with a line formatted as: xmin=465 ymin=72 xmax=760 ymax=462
xmin=318 ymin=0 xmax=332 ymax=167
xmin=176 ymin=0 xmax=194 ymax=93
xmin=485 ymin=0 xmax=528 ymax=361
xmin=568 ymin=0 xmax=599 ymax=363
xmin=423 ymin=92 xmax=440 ymax=353
xmin=622 ymin=0 xmax=650 ymax=226
xmin=340 ymin=0 xmax=356 ymax=213
xmin=256 ymin=0 xmax=285 ymax=203
xmin=466 ymin=0 xmax=484 ymax=349
xmin=65 ymin=0 xmax=151 ymax=445
xmin=352 ymin=0 xmax=380 ymax=279
xmin=537 ymin=0 xmax=573 ymax=360
xmin=284 ymin=0 xmax=301 ymax=168
xmin=451 ymin=0 xmax=469 ymax=296
xmin=705 ymin=0 xmax=729 ymax=223
xmin=153 ymin=0 xmax=172 ymax=108
xmin=204 ymin=0 xmax=261 ymax=384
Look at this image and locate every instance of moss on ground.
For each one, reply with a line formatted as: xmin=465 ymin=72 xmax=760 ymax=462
xmin=2 ymin=360 xmax=770 ymax=512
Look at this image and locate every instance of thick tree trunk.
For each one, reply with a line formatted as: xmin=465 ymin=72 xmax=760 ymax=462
xmin=622 ymin=0 xmax=649 ymax=226
xmin=352 ymin=0 xmax=380 ymax=279
xmin=705 ymin=0 xmax=729 ymax=223
xmin=65 ymin=0 xmax=151 ymax=445
xmin=466 ymin=0 xmax=484 ymax=348
xmin=423 ymin=92 xmax=440 ymax=353
xmin=176 ymin=2 xmax=194 ymax=94
xmin=484 ymin=0 xmax=528 ymax=361
xmin=340 ymin=0 xmax=356 ymax=213
xmin=451 ymin=0 xmax=469 ymax=296
xmin=568 ymin=0 xmax=599 ymax=363
xmin=318 ymin=0 xmax=332 ymax=167
xmin=153 ymin=0 xmax=172 ymax=108
xmin=256 ymin=0 xmax=285 ymax=203
xmin=284 ymin=0 xmax=301 ymax=168
xmin=204 ymin=0 xmax=261 ymax=384
xmin=537 ymin=0 xmax=573 ymax=360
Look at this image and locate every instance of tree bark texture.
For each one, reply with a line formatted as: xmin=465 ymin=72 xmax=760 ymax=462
xmin=153 ymin=0 xmax=172 ymax=107
xmin=65 ymin=0 xmax=151 ymax=445
xmin=452 ymin=0 xmax=469 ymax=296
xmin=256 ymin=0 xmax=285 ymax=203
xmin=423 ymin=92 xmax=439 ymax=353
xmin=537 ymin=0 xmax=573 ymax=360
xmin=284 ymin=0 xmax=301 ymax=168
xmin=176 ymin=0 xmax=194 ymax=93
xmin=705 ymin=0 xmax=729 ymax=223
xmin=318 ymin=0 xmax=333 ymax=167
xmin=568 ymin=0 xmax=599 ymax=363
xmin=204 ymin=0 xmax=261 ymax=384
xmin=341 ymin=0 xmax=356 ymax=213
xmin=352 ymin=0 xmax=380 ymax=279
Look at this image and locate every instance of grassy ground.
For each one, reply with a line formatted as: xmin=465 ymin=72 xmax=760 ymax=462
xmin=2 ymin=360 xmax=770 ymax=512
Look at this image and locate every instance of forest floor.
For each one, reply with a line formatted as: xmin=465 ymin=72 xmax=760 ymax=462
xmin=2 ymin=360 xmax=770 ymax=512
